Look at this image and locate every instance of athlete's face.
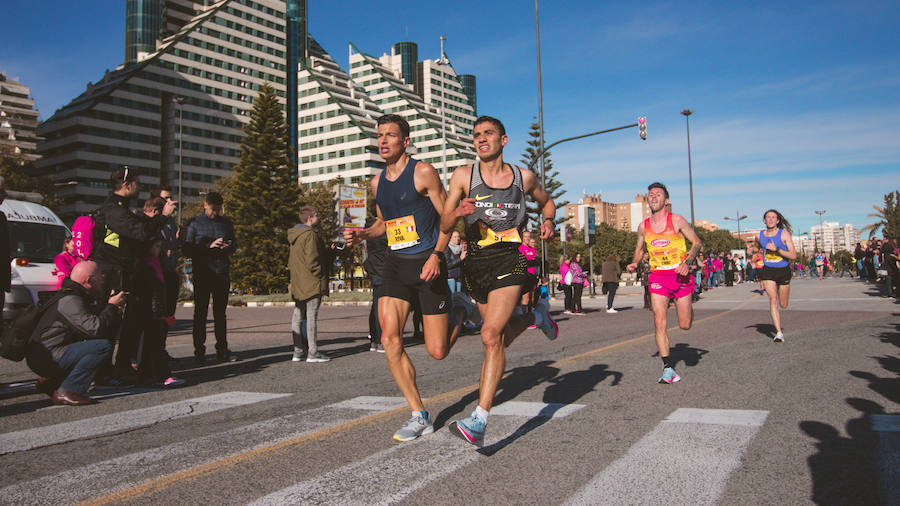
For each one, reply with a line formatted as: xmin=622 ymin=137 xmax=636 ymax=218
xmin=472 ymin=121 xmax=508 ymax=162
xmin=376 ymin=122 xmax=409 ymax=162
xmin=647 ymin=188 xmax=668 ymax=212
xmin=764 ymin=211 xmax=779 ymax=229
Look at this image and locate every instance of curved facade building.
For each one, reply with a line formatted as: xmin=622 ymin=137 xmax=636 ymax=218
xmin=392 ymin=42 xmax=418 ymax=86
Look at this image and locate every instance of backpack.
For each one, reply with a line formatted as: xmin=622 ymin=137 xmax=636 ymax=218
xmin=0 ymin=289 xmax=71 ymax=362
xmin=71 ymin=210 xmax=100 ymax=260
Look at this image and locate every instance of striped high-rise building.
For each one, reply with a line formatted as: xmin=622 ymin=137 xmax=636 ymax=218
xmin=0 ymin=73 xmax=42 ymax=162
xmin=344 ymin=40 xmax=477 ymax=185
xmin=35 ymin=0 xmax=480 ymax=220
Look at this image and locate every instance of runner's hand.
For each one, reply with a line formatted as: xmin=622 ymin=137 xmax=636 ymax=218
xmin=343 ymin=229 xmax=360 ymax=247
xmin=456 ymin=198 xmax=476 ymax=218
xmin=626 ymin=262 xmax=637 ymax=272
xmin=765 ymin=242 xmax=777 ymax=251
xmin=421 ymin=254 xmax=441 ymax=282
xmin=162 ymin=199 xmax=178 ymax=217
xmin=675 ymin=263 xmax=689 ymax=276
xmin=540 ymin=219 xmax=554 ymax=240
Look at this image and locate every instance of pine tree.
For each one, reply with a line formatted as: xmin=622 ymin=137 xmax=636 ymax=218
xmin=520 ymin=119 xmax=569 ymax=231
xmin=226 ymin=83 xmax=300 ymax=294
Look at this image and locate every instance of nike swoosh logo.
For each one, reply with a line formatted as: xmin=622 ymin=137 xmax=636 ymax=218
xmin=475 ymin=194 xmax=493 ymax=201
xmin=497 ymin=273 xmax=514 ymax=279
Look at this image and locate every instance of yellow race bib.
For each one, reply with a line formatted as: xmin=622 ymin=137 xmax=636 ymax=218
xmin=385 ymin=215 xmax=420 ymax=250
xmin=477 ymin=222 xmax=522 ymax=248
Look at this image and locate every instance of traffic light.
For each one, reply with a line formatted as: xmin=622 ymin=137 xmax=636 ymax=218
xmin=638 ymin=116 xmax=647 ymax=140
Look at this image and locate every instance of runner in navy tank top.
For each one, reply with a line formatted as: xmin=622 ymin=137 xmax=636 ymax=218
xmin=758 ymin=209 xmax=797 ymax=342
xmin=440 ymin=115 xmax=559 ymax=447
xmin=343 ymin=114 xmax=460 ymax=443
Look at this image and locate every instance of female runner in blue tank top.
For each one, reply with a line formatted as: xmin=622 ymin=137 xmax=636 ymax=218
xmin=757 ymin=209 xmax=797 ymax=342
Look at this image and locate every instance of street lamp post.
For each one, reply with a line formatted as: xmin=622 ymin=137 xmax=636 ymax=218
xmin=815 ymin=210 xmax=826 ymax=253
xmin=681 ymin=109 xmax=695 ymax=228
xmin=535 ymin=0 xmax=548 ymax=275
xmin=723 ymin=209 xmax=748 ymax=250
xmin=175 ymin=96 xmax=186 ymax=228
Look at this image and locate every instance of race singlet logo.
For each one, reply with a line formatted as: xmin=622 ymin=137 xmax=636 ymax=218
xmin=385 ymin=215 xmax=420 ymax=250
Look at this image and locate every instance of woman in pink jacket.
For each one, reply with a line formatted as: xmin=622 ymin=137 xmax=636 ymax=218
xmin=559 ymin=255 xmax=573 ymax=314
xmin=570 ymin=253 xmax=589 ymax=314
xmin=53 ymin=237 xmax=80 ymax=289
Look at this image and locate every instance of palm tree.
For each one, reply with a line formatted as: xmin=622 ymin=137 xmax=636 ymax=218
xmin=861 ymin=190 xmax=900 ymax=239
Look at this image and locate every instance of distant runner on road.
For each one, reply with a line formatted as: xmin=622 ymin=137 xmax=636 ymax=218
xmin=627 ymin=182 xmax=702 ymax=384
xmin=758 ymin=209 xmax=797 ymax=343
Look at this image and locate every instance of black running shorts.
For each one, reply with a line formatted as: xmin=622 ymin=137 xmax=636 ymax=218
xmin=382 ymin=249 xmax=450 ymax=314
xmin=759 ymin=265 xmax=791 ymax=285
xmin=463 ymin=247 xmax=536 ymax=304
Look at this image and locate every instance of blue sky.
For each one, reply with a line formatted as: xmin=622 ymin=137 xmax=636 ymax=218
xmin=2 ymin=0 xmax=898 ymax=235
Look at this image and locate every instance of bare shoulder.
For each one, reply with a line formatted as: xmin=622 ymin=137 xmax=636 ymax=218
xmin=671 ymin=213 xmax=689 ymax=228
xmin=414 ymin=160 xmax=439 ymax=178
xmin=369 ymin=173 xmax=380 ymax=193
xmin=781 ymin=228 xmax=793 ymax=241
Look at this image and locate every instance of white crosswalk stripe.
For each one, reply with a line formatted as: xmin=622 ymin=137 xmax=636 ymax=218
xmin=0 ymin=391 xmax=290 ymax=455
xmin=0 ymin=396 xmax=583 ymax=504
xmin=565 ymin=408 xmax=769 ymax=506
xmin=251 ymin=402 xmax=585 ymax=505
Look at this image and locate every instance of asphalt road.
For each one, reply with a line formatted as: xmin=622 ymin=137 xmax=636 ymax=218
xmin=0 ymin=276 xmax=897 ymax=505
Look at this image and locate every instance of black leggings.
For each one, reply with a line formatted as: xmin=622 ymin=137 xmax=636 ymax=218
xmin=572 ymin=284 xmax=584 ymax=313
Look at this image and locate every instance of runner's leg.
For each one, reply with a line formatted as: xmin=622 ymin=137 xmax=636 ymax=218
xmin=650 ymin=293 xmax=671 ymax=359
xmin=673 ymin=292 xmax=693 ymax=330
xmin=475 ymin=285 xmax=522 ymax=411
xmin=378 ymin=296 xmax=423 ymax=410
xmin=762 ymin=280 xmax=781 ymax=334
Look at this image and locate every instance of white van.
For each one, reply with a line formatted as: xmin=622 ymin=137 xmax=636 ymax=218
xmin=2 ymin=197 xmax=70 ymax=322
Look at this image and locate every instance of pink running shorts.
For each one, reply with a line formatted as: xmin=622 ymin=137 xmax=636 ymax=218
xmin=648 ymin=270 xmax=695 ymax=300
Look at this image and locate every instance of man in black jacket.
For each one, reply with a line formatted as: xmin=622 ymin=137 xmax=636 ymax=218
xmin=184 ymin=192 xmax=237 ymax=364
xmin=26 ymin=261 xmax=126 ymax=405
xmin=92 ymin=166 xmax=176 ymax=376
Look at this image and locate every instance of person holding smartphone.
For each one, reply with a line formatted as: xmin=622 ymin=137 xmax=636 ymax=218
xmin=184 ymin=192 xmax=237 ymax=364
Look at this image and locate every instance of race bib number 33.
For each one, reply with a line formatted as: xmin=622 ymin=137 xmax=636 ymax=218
xmin=386 ymin=215 xmax=420 ymax=250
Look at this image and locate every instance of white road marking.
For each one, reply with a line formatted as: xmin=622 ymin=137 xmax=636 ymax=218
xmin=251 ymin=401 xmax=585 ymax=505
xmin=0 ymin=392 xmax=290 ymax=455
xmin=566 ymin=408 xmax=769 ymax=506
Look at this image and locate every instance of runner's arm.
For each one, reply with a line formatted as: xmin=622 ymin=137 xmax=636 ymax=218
xmin=677 ymin=215 xmax=702 ymax=264
xmin=440 ymin=166 xmax=471 ymax=234
xmin=418 ymin=162 xmax=450 ymax=281
xmin=522 ymin=168 xmax=556 ymax=240
xmin=778 ymin=230 xmax=798 ymax=260
xmin=627 ymin=223 xmax=645 ymax=272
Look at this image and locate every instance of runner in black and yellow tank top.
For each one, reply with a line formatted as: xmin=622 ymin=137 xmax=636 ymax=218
xmin=627 ymin=182 xmax=702 ymax=384
xmin=440 ymin=116 xmax=558 ymax=447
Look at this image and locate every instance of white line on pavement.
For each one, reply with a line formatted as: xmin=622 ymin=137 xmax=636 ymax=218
xmin=0 ymin=391 xmax=290 ymax=455
xmin=251 ymin=401 xmax=585 ymax=505
xmin=565 ymin=408 xmax=769 ymax=506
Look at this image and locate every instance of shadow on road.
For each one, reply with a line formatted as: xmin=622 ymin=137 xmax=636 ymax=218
xmin=433 ymin=360 xmax=559 ymax=432
xmin=652 ymin=343 xmax=708 ymax=368
xmin=477 ymin=364 xmax=622 ymax=456
xmin=745 ymin=323 xmax=777 ymax=338
xmin=800 ymin=398 xmax=887 ymax=505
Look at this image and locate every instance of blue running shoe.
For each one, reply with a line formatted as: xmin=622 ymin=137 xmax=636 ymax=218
xmin=658 ymin=367 xmax=681 ymax=384
xmin=393 ymin=412 xmax=434 ymax=442
xmin=534 ymin=299 xmax=558 ymax=341
xmin=448 ymin=410 xmax=486 ymax=447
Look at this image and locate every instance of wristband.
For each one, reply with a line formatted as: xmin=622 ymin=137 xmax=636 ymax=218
xmin=432 ymin=250 xmax=445 ymax=261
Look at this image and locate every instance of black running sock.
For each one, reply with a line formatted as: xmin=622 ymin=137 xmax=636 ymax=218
xmin=662 ymin=356 xmax=673 ymax=369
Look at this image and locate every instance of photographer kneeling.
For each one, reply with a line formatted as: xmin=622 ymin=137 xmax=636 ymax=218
xmin=26 ymin=261 xmax=126 ymax=405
